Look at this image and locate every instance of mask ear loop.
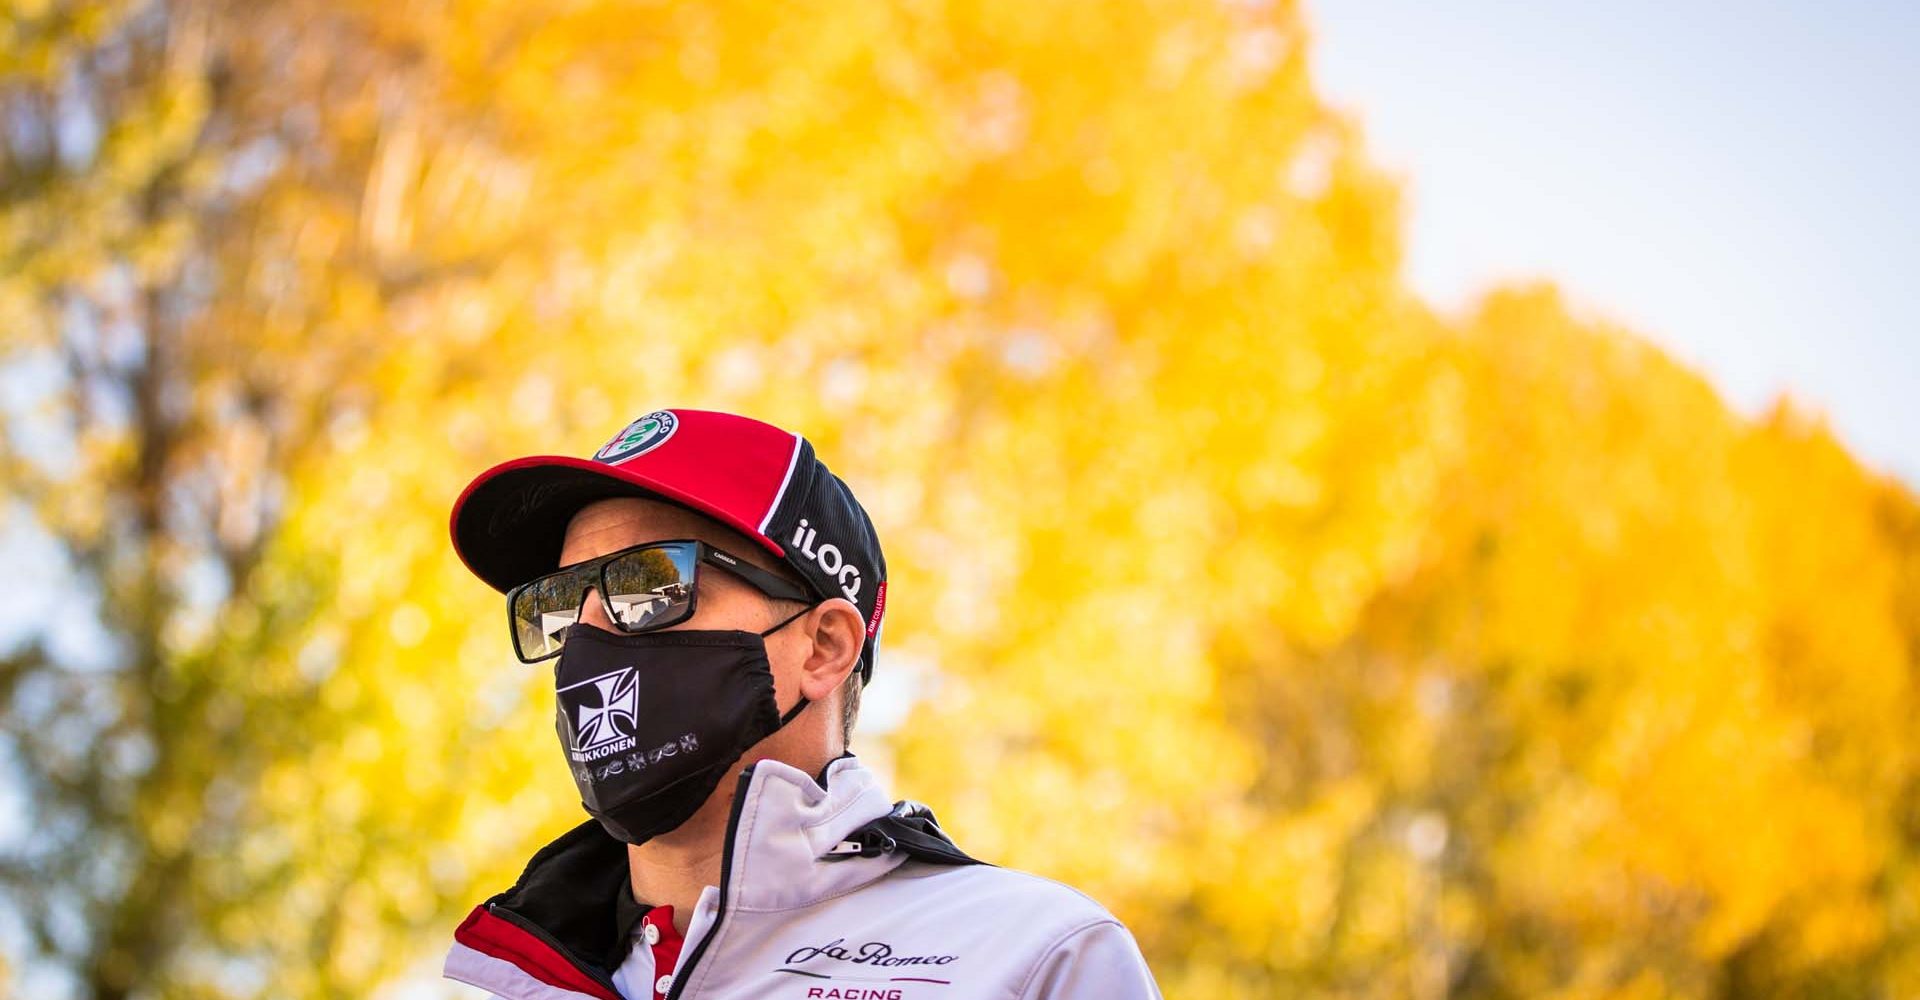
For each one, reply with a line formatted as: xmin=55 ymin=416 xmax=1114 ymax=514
xmin=760 ymin=599 xmax=825 ymax=726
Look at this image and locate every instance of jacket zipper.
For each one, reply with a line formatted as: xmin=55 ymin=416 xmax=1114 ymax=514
xmin=663 ymin=762 xmax=759 ymax=1000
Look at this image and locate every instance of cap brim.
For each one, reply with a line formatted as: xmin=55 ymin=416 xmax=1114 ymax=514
xmin=449 ymin=455 xmax=789 ymax=593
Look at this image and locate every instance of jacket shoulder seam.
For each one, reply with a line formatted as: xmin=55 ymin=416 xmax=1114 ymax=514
xmin=951 ymin=863 xmax=1115 ymax=914
xmin=1011 ymin=917 xmax=1126 ymax=999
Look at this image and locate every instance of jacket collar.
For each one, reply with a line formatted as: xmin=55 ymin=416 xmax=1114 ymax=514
xmin=723 ymin=752 xmax=902 ymax=911
xmin=445 ymin=753 xmax=902 ymax=1000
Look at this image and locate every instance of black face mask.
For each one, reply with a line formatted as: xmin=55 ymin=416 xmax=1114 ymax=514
xmin=552 ymin=605 xmax=814 ymax=845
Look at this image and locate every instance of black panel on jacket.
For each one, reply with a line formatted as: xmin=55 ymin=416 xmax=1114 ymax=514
xmin=484 ymin=817 xmax=641 ymax=978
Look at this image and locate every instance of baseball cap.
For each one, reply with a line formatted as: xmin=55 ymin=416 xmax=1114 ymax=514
xmin=449 ymin=408 xmax=889 ymax=682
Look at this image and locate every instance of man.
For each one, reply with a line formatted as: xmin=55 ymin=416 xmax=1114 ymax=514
xmin=441 ymin=408 xmax=1161 ymax=1000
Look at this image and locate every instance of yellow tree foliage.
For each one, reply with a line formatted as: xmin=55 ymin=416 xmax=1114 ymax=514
xmin=1 ymin=1 xmax=1914 ymax=999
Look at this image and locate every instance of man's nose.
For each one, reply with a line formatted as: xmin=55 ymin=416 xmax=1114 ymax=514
xmin=577 ymin=587 xmax=616 ymax=630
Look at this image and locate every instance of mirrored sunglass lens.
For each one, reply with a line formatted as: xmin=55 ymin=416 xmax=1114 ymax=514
xmin=603 ymin=544 xmax=696 ymax=631
xmin=512 ymin=570 xmax=589 ymax=660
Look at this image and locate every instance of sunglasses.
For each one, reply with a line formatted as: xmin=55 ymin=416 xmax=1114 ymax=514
xmin=506 ymin=538 xmax=814 ymax=663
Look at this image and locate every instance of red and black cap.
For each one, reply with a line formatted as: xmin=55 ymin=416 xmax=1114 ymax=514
xmin=449 ymin=409 xmax=888 ymax=683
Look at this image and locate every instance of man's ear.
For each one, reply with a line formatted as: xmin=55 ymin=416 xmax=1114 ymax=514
xmin=794 ymin=598 xmax=865 ymax=702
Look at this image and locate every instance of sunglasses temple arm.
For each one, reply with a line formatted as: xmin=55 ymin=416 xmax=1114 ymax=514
xmin=703 ymin=548 xmax=812 ymax=603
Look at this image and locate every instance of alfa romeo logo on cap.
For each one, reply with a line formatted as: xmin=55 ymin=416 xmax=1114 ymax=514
xmin=594 ymin=410 xmax=679 ymax=464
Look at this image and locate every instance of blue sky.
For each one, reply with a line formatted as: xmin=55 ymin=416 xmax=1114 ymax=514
xmin=1307 ymin=0 xmax=1918 ymax=485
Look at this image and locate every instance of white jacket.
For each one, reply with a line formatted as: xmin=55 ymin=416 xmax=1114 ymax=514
xmin=444 ymin=754 xmax=1162 ymax=1000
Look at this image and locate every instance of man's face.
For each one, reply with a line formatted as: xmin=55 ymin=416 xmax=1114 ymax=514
xmin=547 ymin=495 xmax=866 ymax=841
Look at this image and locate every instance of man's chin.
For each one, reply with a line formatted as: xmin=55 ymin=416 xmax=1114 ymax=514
xmin=626 ymin=762 xmax=754 ymax=852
